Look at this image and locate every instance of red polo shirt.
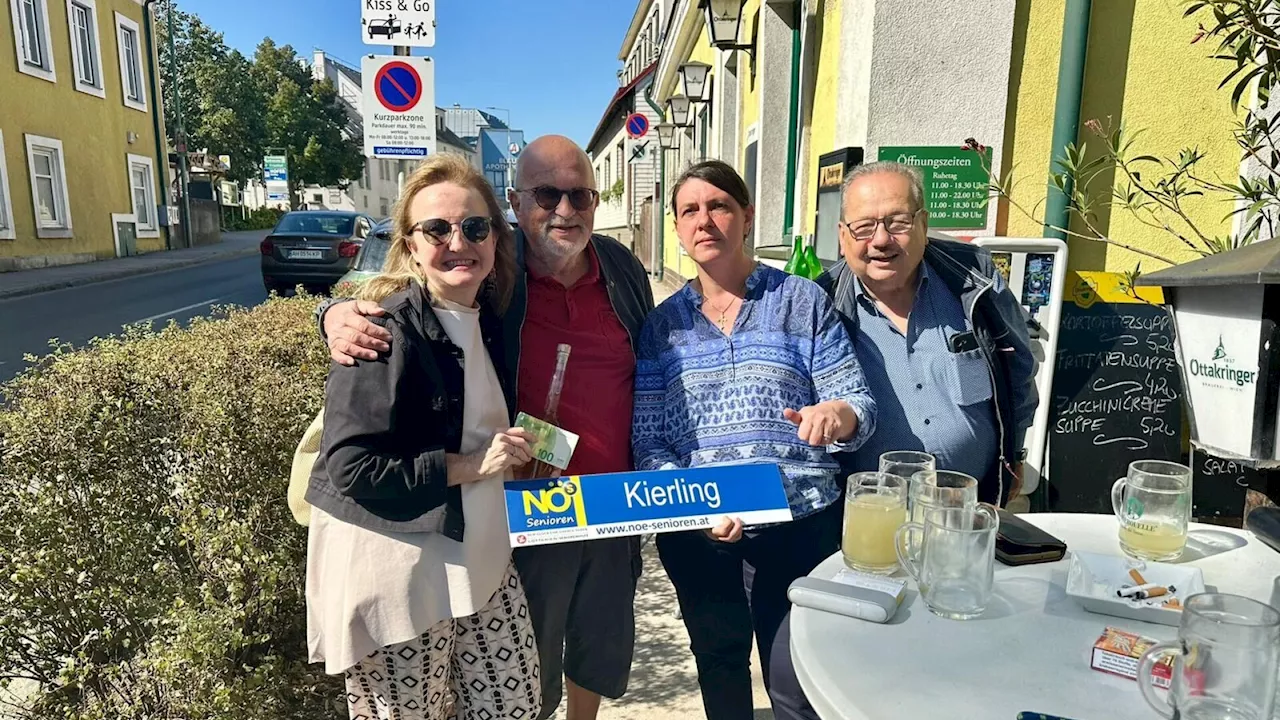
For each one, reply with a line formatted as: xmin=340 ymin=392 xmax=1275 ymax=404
xmin=519 ymin=243 xmax=636 ymax=476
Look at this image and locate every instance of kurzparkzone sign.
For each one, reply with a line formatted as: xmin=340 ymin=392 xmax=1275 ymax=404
xmin=361 ymin=56 xmax=437 ymax=159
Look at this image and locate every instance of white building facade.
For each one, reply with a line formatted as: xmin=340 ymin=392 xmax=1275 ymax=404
xmin=586 ymin=0 xmax=664 ymax=271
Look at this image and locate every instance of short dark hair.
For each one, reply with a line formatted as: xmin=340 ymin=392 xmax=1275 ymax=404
xmin=670 ymin=160 xmax=752 ymax=213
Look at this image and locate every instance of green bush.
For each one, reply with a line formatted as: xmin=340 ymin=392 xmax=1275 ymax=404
xmin=223 ymin=206 xmax=285 ymax=232
xmin=0 ymin=295 xmax=343 ymax=720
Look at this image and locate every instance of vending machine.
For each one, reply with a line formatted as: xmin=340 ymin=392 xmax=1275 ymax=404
xmin=967 ymin=237 xmax=1068 ymax=498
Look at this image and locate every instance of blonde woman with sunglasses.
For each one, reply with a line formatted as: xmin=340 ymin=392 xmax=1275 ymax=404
xmin=304 ymin=154 xmax=541 ymax=720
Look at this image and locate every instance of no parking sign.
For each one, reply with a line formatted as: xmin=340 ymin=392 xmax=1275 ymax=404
xmin=361 ymin=56 xmax=437 ymax=159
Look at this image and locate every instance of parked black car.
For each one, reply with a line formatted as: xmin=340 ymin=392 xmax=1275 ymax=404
xmin=260 ymin=211 xmax=377 ymax=295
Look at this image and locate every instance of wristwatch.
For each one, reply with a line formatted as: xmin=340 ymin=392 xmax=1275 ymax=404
xmin=314 ymin=296 xmax=348 ymax=343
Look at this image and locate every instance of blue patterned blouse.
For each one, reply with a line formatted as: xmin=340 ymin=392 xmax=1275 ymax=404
xmin=631 ymin=264 xmax=877 ymax=519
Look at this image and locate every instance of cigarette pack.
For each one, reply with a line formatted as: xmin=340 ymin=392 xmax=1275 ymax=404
xmin=1090 ymin=627 xmax=1173 ymax=689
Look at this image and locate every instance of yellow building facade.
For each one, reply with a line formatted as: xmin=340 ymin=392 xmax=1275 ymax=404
xmin=1 ymin=0 xmax=170 ymax=272
xmin=642 ymin=0 xmax=1246 ymax=282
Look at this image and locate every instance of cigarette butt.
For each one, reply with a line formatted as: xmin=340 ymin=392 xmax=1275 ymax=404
xmin=1163 ymin=599 xmax=1182 ymax=610
xmin=1117 ymin=582 xmax=1167 ymax=597
xmin=1129 ymin=568 xmax=1147 ymax=585
xmin=1130 ymin=586 xmax=1171 ymax=600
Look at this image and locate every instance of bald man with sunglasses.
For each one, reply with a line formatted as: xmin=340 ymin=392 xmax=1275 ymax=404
xmin=316 ymin=135 xmax=653 ymax=720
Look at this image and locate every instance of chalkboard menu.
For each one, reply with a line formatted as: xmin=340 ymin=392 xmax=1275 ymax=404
xmin=1046 ymin=272 xmax=1184 ymax=513
xmin=1190 ymin=446 xmax=1256 ymax=522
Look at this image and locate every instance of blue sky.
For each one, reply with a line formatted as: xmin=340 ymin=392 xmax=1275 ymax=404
xmin=178 ymin=0 xmax=639 ymax=147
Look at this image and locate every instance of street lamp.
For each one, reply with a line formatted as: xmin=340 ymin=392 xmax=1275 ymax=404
xmin=656 ymin=123 xmax=678 ymax=150
xmin=667 ymin=95 xmax=693 ymax=127
xmin=702 ymin=0 xmax=752 ymax=52
xmin=679 ymin=62 xmax=712 ymax=101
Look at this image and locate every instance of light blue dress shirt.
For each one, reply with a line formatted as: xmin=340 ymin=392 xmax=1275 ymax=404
xmin=846 ymin=263 xmax=1000 ymax=481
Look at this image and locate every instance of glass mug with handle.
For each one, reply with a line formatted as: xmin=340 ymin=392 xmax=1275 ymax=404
xmin=895 ymin=504 xmax=1000 ymax=620
xmin=904 ymin=470 xmax=981 ymax=562
xmin=1137 ymin=593 xmax=1280 ymax=720
xmin=1111 ymin=460 xmax=1193 ymax=561
xmin=879 ymin=451 xmax=936 ymax=481
xmin=842 ymin=472 xmax=909 ymax=575
xmin=909 ymin=470 xmax=979 ymax=525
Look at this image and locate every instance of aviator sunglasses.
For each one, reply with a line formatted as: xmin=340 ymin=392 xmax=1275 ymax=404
xmin=517 ymin=186 xmax=600 ymax=212
xmin=411 ymin=216 xmax=493 ymax=245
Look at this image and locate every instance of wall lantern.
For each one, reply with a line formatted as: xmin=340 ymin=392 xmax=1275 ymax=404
xmin=679 ymin=62 xmax=712 ymax=101
xmin=702 ymin=0 xmax=752 ymax=52
xmin=656 ymin=123 xmax=678 ymax=150
xmin=667 ymin=95 xmax=693 ymax=127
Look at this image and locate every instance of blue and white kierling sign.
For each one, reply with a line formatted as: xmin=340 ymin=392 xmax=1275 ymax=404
xmin=504 ymin=463 xmax=793 ymax=547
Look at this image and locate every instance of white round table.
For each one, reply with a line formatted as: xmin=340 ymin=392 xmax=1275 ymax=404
xmin=790 ymin=513 xmax=1280 ymax=720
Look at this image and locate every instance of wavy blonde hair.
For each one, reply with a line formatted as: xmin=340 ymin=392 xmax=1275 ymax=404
xmin=357 ymin=154 xmax=516 ymax=312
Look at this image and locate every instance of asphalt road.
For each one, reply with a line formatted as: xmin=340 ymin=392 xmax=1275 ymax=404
xmin=0 ymin=255 xmax=269 ymax=384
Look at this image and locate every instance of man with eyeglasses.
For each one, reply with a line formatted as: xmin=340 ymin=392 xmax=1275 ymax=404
xmin=315 ymin=135 xmax=652 ymax=720
xmin=763 ymin=161 xmax=1038 ymax=720
xmin=824 ymin=160 xmax=1037 ymax=505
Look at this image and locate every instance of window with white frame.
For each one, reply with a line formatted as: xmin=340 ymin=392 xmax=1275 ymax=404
xmin=67 ymin=0 xmax=104 ymax=96
xmin=0 ymin=130 xmax=15 ymax=240
xmin=10 ymin=0 xmax=56 ymax=81
xmin=115 ymin=12 xmax=146 ymax=111
xmin=127 ymin=153 xmax=157 ymax=236
xmin=25 ymin=134 xmax=72 ymax=236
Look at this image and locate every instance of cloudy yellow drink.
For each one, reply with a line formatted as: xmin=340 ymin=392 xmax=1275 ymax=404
xmin=1119 ymin=519 xmax=1187 ymax=561
xmin=843 ymin=493 xmax=908 ymax=574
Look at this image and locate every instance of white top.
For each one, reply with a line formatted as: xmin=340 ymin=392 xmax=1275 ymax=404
xmin=306 ymin=297 xmax=512 ymax=674
xmin=789 ymin=513 xmax=1280 ymax=720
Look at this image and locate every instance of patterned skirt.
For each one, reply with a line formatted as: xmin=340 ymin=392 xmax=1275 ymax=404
xmin=343 ymin=563 xmax=541 ymax=720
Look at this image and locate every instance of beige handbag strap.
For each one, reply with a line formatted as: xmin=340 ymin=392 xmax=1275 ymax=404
xmin=287 ymin=408 xmax=324 ymax=527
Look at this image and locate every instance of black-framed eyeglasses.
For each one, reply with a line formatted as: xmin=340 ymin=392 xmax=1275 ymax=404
xmin=842 ymin=209 xmax=923 ymax=240
xmin=516 ymin=186 xmax=599 ymax=212
xmin=411 ymin=216 xmax=492 ymax=245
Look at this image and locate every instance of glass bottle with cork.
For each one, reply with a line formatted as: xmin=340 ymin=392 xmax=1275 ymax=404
xmin=527 ymin=343 xmax=572 ymax=481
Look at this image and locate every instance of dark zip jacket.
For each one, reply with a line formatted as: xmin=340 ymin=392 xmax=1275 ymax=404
xmin=306 ymin=285 xmax=510 ymax=538
xmin=817 ymin=238 xmax=1038 ymax=506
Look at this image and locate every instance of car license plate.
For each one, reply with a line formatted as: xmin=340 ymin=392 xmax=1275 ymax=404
xmin=289 ymin=249 xmax=323 ymax=260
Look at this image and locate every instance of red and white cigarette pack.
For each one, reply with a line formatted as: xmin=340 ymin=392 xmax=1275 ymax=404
xmin=1090 ymin=626 xmax=1173 ymax=689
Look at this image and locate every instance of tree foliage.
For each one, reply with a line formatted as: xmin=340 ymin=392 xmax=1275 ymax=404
xmin=156 ymin=5 xmax=362 ymax=201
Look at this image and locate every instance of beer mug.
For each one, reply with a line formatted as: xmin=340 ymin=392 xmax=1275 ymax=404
xmin=878 ymin=451 xmax=936 ymax=481
xmin=842 ymin=472 xmax=908 ymax=575
xmin=1111 ymin=460 xmax=1192 ymax=561
xmin=895 ymin=505 xmax=999 ymax=620
xmin=909 ymin=470 xmax=979 ymax=523
xmin=1137 ymin=593 xmax=1280 ymax=720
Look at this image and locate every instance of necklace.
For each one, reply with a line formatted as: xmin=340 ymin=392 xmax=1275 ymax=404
xmin=705 ymin=294 xmax=740 ymax=332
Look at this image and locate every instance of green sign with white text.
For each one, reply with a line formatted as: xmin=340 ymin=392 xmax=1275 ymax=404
xmin=877 ymin=146 xmax=991 ymax=230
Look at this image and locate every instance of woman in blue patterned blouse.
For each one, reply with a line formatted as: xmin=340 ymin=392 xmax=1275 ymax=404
xmin=631 ymin=160 xmax=877 ymax=720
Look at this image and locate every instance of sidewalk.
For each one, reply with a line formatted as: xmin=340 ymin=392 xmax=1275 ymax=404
xmin=567 ymin=541 xmax=773 ymax=720
xmin=0 ymin=230 xmax=266 ymax=300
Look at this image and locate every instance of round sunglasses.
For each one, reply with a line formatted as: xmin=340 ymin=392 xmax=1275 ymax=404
xmin=516 ymin=186 xmax=599 ymax=212
xmin=410 ymin=216 xmax=492 ymax=245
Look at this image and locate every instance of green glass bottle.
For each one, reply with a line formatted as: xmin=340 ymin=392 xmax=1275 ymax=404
xmin=801 ymin=241 xmax=823 ymax=280
xmin=783 ymin=234 xmax=810 ymax=276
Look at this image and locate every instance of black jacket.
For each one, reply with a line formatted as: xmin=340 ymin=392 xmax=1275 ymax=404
xmin=817 ymin=238 xmax=1039 ymax=506
xmin=306 ymin=285 xmax=511 ymax=538
xmin=502 ymin=230 xmax=654 ymax=394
